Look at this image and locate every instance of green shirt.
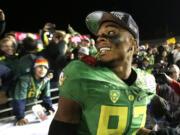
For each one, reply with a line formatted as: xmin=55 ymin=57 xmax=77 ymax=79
xmin=14 ymin=74 xmax=50 ymax=103
xmin=59 ymin=60 xmax=156 ymax=135
xmin=89 ymin=46 xmax=98 ymax=57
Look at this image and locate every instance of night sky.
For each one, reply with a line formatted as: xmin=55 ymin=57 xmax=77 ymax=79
xmin=2 ymin=0 xmax=180 ymax=41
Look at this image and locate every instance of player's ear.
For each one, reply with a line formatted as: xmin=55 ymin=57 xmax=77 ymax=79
xmin=130 ymin=37 xmax=138 ymax=53
xmin=128 ymin=38 xmax=137 ymax=52
xmin=132 ymin=38 xmax=137 ymax=48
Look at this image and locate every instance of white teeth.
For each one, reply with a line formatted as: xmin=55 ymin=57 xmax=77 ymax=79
xmin=100 ymin=48 xmax=110 ymax=52
xmin=101 ymin=50 xmax=105 ymax=53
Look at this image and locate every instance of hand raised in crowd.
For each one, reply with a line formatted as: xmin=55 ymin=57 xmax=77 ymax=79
xmin=0 ymin=9 xmax=5 ymax=21
xmin=15 ymin=118 xmax=29 ymax=126
xmin=67 ymin=24 xmax=73 ymax=31
xmin=63 ymin=34 xmax=71 ymax=44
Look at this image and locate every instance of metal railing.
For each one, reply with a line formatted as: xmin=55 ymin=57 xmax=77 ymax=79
xmin=0 ymin=88 xmax=59 ymax=122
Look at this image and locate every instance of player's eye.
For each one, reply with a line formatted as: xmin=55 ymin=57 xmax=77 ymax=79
xmin=108 ymin=31 xmax=115 ymax=36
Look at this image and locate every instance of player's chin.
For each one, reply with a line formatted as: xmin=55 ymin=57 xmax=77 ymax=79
xmin=99 ymin=54 xmax=111 ymax=61
xmin=98 ymin=58 xmax=115 ymax=68
xmin=99 ymin=57 xmax=111 ymax=63
xmin=39 ymin=74 xmax=46 ymax=78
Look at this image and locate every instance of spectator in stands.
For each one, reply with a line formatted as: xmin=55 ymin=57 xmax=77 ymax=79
xmin=0 ymin=37 xmax=19 ymax=75
xmin=0 ymin=63 xmax=12 ymax=104
xmin=145 ymin=95 xmax=172 ymax=131
xmin=0 ymin=9 xmax=6 ymax=38
xmin=162 ymin=40 xmax=170 ymax=52
xmin=39 ymin=22 xmax=56 ymax=47
xmin=89 ymin=38 xmax=98 ymax=57
xmin=164 ymin=65 xmax=180 ymax=97
xmin=154 ymin=45 xmax=168 ymax=67
xmin=12 ymin=56 xmax=54 ymax=126
xmin=0 ymin=37 xmax=16 ymax=57
xmin=67 ymin=38 xmax=80 ymax=62
xmin=156 ymin=64 xmax=180 ymax=128
xmin=171 ymin=42 xmax=180 ymax=66
xmin=146 ymin=47 xmax=154 ymax=66
xmin=15 ymin=37 xmax=38 ymax=79
xmin=0 ymin=37 xmax=20 ymax=99
xmin=169 ymin=64 xmax=180 ymax=81
xmin=4 ymin=32 xmax=18 ymax=50
xmin=66 ymin=36 xmax=90 ymax=61
xmin=78 ymin=47 xmax=89 ymax=60
xmin=52 ymin=30 xmax=66 ymax=44
xmin=80 ymin=36 xmax=90 ymax=48
xmin=144 ymin=43 xmax=149 ymax=51
xmin=39 ymin=31 xmax=68 ymax=88
xmin=141 ymin=57 xmax=151 ymax=71
xmin=152 ymin=47 xmax=158 ymax=56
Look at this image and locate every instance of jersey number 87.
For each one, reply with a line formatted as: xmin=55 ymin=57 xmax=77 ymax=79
xmin=97 ymin=105 xmax=146 ymax=135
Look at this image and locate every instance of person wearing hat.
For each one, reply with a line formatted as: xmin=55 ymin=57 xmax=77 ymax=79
xmin=49 ymin=11 xmax=177 ymax=135
xmin=78 ymin=47 xmax=89 ymax=60
xmin=39 ymin=31 xmax=69 ymax=89
xmin=39 ymin=22 xmax=56 ymax=47
xmin=80 ymin=36 xmax=90 ymax=48
xmin=12 ymin=56 xmax=54 ymax=126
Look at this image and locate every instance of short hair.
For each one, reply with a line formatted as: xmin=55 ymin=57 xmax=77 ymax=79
xmin=22 ymin=37 xmax=37 ymax=51
xmin=53 ymin=31 xmax=65 ymax=39
xmin=4 ymin=32 xmax=16 ymax=37
xmin=169 ymin=64 xmax=180 ymax=73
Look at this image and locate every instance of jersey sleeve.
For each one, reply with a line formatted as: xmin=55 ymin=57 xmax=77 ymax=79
xmin=134 ymin=68 xmax=157 ymax=104
xmin=60 ymin=78 xmax=85 ymax=106
xmin=145 ymin=73 xmax=157 ymax=104
xmin=146 ymin=74 xmax=157 ymax=94
xmin=59 ymin=61 xmax=87 ymax=107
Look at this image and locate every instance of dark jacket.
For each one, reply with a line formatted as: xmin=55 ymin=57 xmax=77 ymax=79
xmin=39 ymin=40 xmax=67 ymax=82
xmin=0 ymin=63 xmax=13 ymax=91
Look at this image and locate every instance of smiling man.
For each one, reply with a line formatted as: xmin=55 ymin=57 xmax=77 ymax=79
xmin=48 ymin=11 xmax=172 ymax=135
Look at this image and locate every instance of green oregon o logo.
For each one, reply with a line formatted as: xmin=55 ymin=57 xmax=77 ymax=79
xmin=128 ymin=95 xmax=134 ymax=101
xmin=109 ymin=90 xmax=120 ymax=103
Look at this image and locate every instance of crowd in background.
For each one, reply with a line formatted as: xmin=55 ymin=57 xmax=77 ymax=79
xmin=0 ymin=9 xmax=98 ymax=125
xmin=0 ymin=9 xmax=180 ymax=129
